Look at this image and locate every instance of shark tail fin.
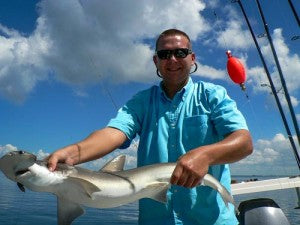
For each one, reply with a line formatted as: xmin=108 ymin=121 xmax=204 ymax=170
xmin=218 ymin=187 xmax=239 ymax=213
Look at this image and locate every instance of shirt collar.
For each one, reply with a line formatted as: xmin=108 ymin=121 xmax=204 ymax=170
xmin=159 ymin=77 xmax=194 ymax=101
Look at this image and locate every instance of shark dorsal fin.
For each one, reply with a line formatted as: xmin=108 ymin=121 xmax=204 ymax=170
xmin=100 ymin=155 xmax=126 ymax=172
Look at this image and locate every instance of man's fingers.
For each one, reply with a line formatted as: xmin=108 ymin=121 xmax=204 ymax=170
xmin=170 ymin=165 xmax=183 ymax=185
xmin=190 ymin=177 xmax=202 ymax=188
xmin=47 ymin=156 xmax=58 ymax=172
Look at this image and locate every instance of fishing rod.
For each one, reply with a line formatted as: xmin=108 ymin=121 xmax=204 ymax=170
xmin=255 ymin=0 xmax=300 ymax=148
xmin=287 ymin=0 xmax=300 ymax=27
xmin=232 ymin=0 xmax=300 ymax=170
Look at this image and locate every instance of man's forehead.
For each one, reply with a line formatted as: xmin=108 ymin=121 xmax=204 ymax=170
xmin=157 ymin=35 xmax=189 ymax=48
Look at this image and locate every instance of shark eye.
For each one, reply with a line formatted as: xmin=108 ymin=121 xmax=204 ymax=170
xmin=18 ymin=151 xmax=25 ymax=154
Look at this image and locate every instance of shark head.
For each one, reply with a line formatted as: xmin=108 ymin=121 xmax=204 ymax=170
xmin=0 ymin=151 xmax=37 ymax=182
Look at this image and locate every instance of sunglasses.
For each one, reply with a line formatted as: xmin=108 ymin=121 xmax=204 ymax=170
xmin=156 ymin=48 xmax=192 ymax=60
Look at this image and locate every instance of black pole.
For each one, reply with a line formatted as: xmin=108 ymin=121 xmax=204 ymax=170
xmin=255 ymin=0 xmax=300 ymax=148
xmin=287 ymin=0 xmax=300 ymax=27
xmin=233 ymin=0 xmax=300 ymax=170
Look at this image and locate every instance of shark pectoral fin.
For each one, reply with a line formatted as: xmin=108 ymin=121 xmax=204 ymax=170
xmin=57 ymin=197 xmax=84 ymax=225
xmin=144 ymin=182 xmax=170 ymax=204
xmin=67 ymin=177 xmax=101 ymax=199
xmin=100 ymin=155 xmax=126 ymax=172
xmin=17 ymin=182 xmax=25 ymax=192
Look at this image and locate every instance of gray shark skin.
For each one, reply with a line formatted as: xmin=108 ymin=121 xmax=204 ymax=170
xmin=0 ymin=151 xmax=235 ymax=225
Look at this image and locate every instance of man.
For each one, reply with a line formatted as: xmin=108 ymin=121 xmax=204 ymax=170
xmin=47 ymin=29 xmax=253 ymax=225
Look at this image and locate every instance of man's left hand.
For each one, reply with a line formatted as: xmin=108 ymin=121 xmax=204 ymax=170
xmin=170 ymin=149 xmax=209 ymax=188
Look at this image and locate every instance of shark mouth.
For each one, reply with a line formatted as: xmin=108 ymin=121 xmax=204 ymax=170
xmin=15 ymin=169 xmax=30 ymax=176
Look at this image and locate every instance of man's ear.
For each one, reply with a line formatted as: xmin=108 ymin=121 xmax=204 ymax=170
xmin=153 ymin=55 xmax=158 ymax=65
xmin=191 ymin=52 xmax=196 ymax=65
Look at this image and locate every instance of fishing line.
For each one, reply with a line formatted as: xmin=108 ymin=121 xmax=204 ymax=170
xmin=13 ymin=190 xmax=26 ymax=225
xmin=243 ymin=97 xmax=264 ymax=139
xmin=213 ymin=10 xmax=229 ymax=51
xmin=87 ymin=55 xmax=119 ymax=111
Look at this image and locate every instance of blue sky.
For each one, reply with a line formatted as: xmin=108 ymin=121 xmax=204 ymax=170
xmin=0 ymin=0 xmax=299 ymax=175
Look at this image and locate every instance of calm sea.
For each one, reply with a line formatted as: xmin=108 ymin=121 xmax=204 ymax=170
xmin=0 ymin=173 xmax=299 ymax=225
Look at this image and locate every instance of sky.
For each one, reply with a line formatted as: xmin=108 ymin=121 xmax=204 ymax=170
xmin=0 ymin=0 xmax=299 ymax=176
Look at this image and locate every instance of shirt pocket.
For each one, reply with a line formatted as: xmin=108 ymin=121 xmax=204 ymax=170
xmin=182 ymin=115 xmax=209 ymax=150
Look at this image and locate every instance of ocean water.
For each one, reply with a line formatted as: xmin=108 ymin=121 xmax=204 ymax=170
xmin=1 ymin=173 xmax=300 ymax=225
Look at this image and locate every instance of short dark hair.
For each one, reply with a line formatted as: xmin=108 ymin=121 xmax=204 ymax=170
xmin=155 ymin=28 xmax=192 ymax=50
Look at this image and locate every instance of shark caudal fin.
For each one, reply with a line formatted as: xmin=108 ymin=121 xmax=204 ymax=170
xmin=218 ymin=186 xmax=235 ymax=208
xmin=217 ymin=186 xmax=239 ymax=214
xmin=100 ymin=155 xmax=126 ymax=172
xmin=57 ymin=197 xmax=84 ymax=225
xmin=143 ymin=182 xmax=170 ymax=204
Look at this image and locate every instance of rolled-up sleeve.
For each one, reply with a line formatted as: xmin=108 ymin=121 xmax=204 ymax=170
xmin=107 ymin=91 xmax=145 ymax=148
xmin=207 ymin=85 xmax=248 ymax=137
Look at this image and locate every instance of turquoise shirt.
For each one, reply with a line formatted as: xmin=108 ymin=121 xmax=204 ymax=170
xmin=107 ymin=78 xmax=247 ymax=225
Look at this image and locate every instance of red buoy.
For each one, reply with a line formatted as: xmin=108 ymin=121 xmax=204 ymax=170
xmin=226 ymin=50 xmax=246 ymax=91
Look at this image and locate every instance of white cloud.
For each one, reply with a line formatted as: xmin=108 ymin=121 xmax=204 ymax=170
xmin=193 ymin=61 xmax=225 ymax=80
xmin=204 ymin=2 xmax=252 ymax=51
xmin=0 ymin=144 xmax=18 ymax=157
xmin=1 ymin=0 xmax=298 ymax=107
xmin=83 ymin=139 xmax=139 ymax=170
xmin=0 ymin=141 xmax=136 ymax=171
xmin=260 ymin=29 xmax=300 ymax=94
xmin=246 ymin=29 xmax=300 ymax=107
xmin=216 ymin=20 xmax=252 ymax=50
xmin=231 ymin=133 xmax=300 ymax=175
xmin=0 ymin=144 xmax=49 ymax=160
xmin=36 ymin=149 xmax=50 ymax=160
xmin=0 ymin=23 xmax=49 ymax=103
xmin=0 ymin=0 xmax=209 ymax=102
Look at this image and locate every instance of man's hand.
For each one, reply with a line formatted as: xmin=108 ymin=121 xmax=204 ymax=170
xmin=46 ymin=144 xmax=80 ymax=171
xmin=170 ymin=130 xmax=253 ymax=188
xmin=46 ymin=127 xmax=128 ymax=172
xmin=170 ymin=149 xmax=209 ymax=188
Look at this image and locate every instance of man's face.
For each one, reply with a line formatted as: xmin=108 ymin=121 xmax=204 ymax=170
xmin=153 ymin=35 xmax=195 ymax=86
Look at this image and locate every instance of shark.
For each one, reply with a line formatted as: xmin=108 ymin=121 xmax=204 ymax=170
xmin=0 ymin=151 xmax=235 ymax=225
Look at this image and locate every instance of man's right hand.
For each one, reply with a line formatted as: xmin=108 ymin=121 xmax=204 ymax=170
xmin=46 ymin=144 xmax=80 ymax=171
xmin=46 ymin=127 xmax=128 ymax=172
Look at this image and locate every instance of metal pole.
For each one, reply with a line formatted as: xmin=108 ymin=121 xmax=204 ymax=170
xmin=233 ymin=0 xmax=300 ymax=170
xmin=287 ymin=0 xmax=300 ymax=27
xmin=255 ymin=0 xmax=300 ymax=148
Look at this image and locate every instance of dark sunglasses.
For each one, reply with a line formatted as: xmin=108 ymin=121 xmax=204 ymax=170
xmin=156 ymin=48 xmax=192 ymax=60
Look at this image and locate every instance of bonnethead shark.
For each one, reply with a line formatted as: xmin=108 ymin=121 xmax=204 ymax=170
xmin=0 ymin=151 xmax=235 ymax=225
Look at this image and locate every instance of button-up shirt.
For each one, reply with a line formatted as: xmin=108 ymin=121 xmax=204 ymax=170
xmin=107 ymin=78 xmax=247 ymax=225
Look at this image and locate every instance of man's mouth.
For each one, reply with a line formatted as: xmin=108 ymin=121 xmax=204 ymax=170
xmin=167 ymin=68 xmax=181 ymax=72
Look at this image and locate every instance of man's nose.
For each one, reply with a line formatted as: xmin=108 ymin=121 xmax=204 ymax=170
xmin=168 ymin=54 xmax=178 ymax=61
